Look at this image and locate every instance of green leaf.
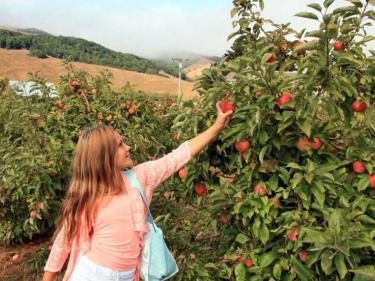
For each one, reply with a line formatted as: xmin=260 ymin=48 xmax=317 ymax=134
xmin=323 ymin=0 xmax=335 ymax=8
xmin=235 ymin=233 xmax=249 ymax=244
xmin=303 ymin=228 xmax=328 ymax=246
xmin=259 ymin=0 xmax=264 ymax=11
xmin=259 ymin=251 xmax=277 ymax=268
xmin=235 ymin=264 xmax=246 ymax=281
xmin=287 ymin=163 xmax=304 ymax=170
xmin=291 ymin=173 xmax=304 ymax=189
xmin=332 ymin=6 xmax=359 ymax=15
xmin=291 ymin=255 xmax=315 ymax=281
xmin=297 ymin=119 xmax=312 ymax=137
xmin=308 ymin=3 xmax=322 ymax=12
xmin=231 ymin=7 xmax=240 ymax=18
xmin=295 ymin=12 xmax=319 ymax=20
xmin=334 ymin=253 xmax=347 ymax=279
xmin=259 ymin=223 xmax=269 ymax=245
xmin=259 ymin=145 xmax=268 ymax=164
xmin=268 ymin=175 xmax=279 ymax=190
xmin=351 ymin=265 xmax=375 ymax=281
xmin=306 ymin=30 xmax=324 ymax=38
xmin=273 ymin=263 xmax=282 ymax=280
xmin=311 ymin=186 xmax=325 ymax=208
xmin=358 ymin=35 xmax=375 ymax=44
xmin=320 ymin=251 xmax=333 ymax=275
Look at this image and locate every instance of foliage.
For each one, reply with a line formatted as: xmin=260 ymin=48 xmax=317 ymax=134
xmin=0 ymin=65 xmax=178 ymax=245
xmin=171 ymin=0 xmax=375 ymax=280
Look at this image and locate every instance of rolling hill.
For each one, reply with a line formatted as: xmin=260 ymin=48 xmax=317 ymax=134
xmin=0 ymin=49 xmax=199 ymax=99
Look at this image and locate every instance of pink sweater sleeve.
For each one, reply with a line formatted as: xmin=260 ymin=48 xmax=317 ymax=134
xmin=44 ymin=226 xmax=72 ymax=272
xmin=133 ymin=141 xmax=192 ymax=203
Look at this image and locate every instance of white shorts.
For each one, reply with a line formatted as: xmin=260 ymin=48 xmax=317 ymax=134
xmin=71 ymin=255 xmax=136 ymax=281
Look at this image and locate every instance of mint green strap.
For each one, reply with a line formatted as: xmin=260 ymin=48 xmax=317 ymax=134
xmin=125 ymin=169 xmax=156 ymax=229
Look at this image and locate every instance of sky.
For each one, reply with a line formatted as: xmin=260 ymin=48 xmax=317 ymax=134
xmin=0 ymin=0 xmax=374 ymax=58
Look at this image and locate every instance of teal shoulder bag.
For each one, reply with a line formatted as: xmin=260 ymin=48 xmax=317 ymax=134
xmin=126 ymin=169 xmax=179 ymax=281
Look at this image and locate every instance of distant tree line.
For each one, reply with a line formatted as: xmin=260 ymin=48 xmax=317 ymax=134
xmin=0 ymin=29 xmax=182 ymax=78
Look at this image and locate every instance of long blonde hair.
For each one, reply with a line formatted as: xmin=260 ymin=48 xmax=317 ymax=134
xmin=53 ymin=126 xmax=126 ymax=242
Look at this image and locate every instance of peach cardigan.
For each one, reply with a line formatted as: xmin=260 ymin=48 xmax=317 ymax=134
xmin=44 ymin=142 xmax=192 ymax=281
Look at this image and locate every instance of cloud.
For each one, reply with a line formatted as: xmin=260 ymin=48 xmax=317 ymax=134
xmin=0 ymin=0 xmax=233 ymax=58
xmin=0 ymin=0 xmax=373 ymax=58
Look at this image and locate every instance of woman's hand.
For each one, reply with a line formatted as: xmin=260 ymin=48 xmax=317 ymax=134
xmin=213 ymin=101 xmax=233 ymax=132
xmin=187 ymin=101 xmax=233 ymax=157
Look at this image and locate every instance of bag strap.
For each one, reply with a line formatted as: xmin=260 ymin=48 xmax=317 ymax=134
xmin=125 ymin=169 xmax=156 ymax=230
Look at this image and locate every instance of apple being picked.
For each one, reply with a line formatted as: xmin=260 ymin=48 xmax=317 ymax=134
xmin=219 ymin=100 xmax=235 ymax=113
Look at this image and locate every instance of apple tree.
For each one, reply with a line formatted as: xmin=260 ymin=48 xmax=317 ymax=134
xmin=171 ymin=0 xmax=375 ymax=280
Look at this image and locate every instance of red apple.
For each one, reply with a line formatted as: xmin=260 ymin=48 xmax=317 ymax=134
xmin=235 ymin=140 xmax=250 ymax=154
xmin=150 ymin=155 xmax=157 ymax=161
xmin=218 ymin=214 xmax=229 ymax=224
xmin=253 ymin=182 xmax=267 ymax=196
xmin=171 ymin=133 xmax=178 ymax=142
xmin=269 ymin=198 xmax=280 ymax=209
xmin=194 ymin=183 xmax=207 ymax=197
xmin=255 ymin=91 xmax=262 ymax=97
xmin=297 ymin=137 xmax=310 ymax=151
xmin=334 ymin=41 xmax=345 ymax=51
xmin=56 ymin=103 xmax=65 ymax=110
xmin=276 ymin=92 xmax=293 ymax=107
xmin=97 ymin=120 xmax=103 ymax=127
xmin=219 ymin=100 xmax=235 ymax=113
xmin=288 ymin=228 xmax=298 ymax=241
xmin=298 ymin=251 xmax=308 ymax=262
xmin=266 ymin=54 xmax=276 ymax=63
xmin=29 ymin=210 xmax=37 ymax=219
xmin=128 ymin=105 xmax=136 ymax=115
xmin=245 ymin=258 xmax=253 ymax=268
xmin=35 ymin=202 xmax=44 ymax=210
xmin=353 ymin=161 xmax=365 ymax=173
xmin=293 ymin=41 xmax=306 ymax=56
xmin=352 ymin=100 xmax=367 ymax=113
xmin=91 ymin=88 xmax=97 ymax=95
xmin=311 ymin=137 xmax=321 ymax=150
xmin=369 ymin=174 xmax=375 ymax=188
xmin=178 ymin=168 xmax=187 ymax=179
xmin=235 ymin=256 xmax=243 ymax=264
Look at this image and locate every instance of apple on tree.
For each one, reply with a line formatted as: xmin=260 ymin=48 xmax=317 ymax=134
xmin=352 ymin=100 xmax=367 ymax=113
xmin=353 ymin=161 xmax=365 ymax=173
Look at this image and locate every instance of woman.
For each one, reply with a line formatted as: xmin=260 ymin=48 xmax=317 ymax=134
xmin=43 ymin=103 xmax=233 ymax=281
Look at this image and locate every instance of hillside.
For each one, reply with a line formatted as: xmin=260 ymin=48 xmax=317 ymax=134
xmin=0 ymin=28 xmax=181 ymax=77
xmin=184 ymin=58 xmax=213 ymax=81
xmin=0 ymin=49 xmax=199 ymax=99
